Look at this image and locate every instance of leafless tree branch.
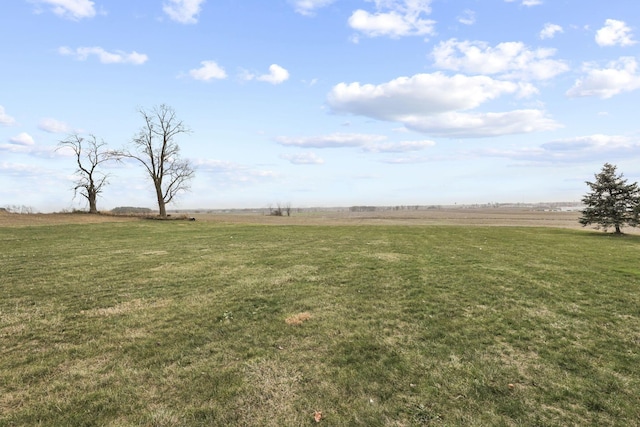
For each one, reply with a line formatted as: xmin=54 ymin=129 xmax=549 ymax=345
xmin=114 ymin=104 xmax=194 ymax=217
xmin=57 ymin=133 xmax=115 ymax=213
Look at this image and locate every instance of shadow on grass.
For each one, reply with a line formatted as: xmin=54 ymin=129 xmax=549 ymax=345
xmin=578 ymin=228 xmax=640 ymax=241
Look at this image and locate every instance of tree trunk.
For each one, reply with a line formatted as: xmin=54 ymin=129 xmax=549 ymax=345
xmin=615 ymin=224 xmax=622 ymax=234
xmin=155 ymin=184 xmax=167 ymax=217
xmin=88 ymin=195 xmax=97 ymax=214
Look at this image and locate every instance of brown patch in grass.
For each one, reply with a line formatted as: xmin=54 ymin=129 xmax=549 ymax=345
xmin=370 ymin=252 xmax=404 ymax=262
xmin=2 ymin=207 xmax=623 ymax=234
xmin=0 ymin=212 xmax=140 ymax=227
xmin=237 ymin=359 xmax=305 ymax=426
xmin=60 ymin=354 xmax=113 ymax=379
xmin=285 ymin=312 xmax=312 ymax=325
xmin=491 ymin=341 xmax=542 ymax=388
xmin=141 ymin=250 xmax=168 ymax=256
xmin=143 ymin=405 xmax=183 ymax=427
xmin=81 ymin=298 xmax=170 ymax=317
xmin=0 ymin=322 xmax=26 ymax=338
xmin=190 ymin=207 xmax=588 ymax=229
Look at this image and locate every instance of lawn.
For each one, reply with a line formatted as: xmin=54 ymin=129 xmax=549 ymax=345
xmin=1 ymin=218 xmax=639 ymax=426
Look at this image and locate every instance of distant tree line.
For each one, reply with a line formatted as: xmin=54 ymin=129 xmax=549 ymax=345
xmin=2 ymin=205 xmax=36 ymax=214
xmin=349 ymin=205 xmax=425 ymax=212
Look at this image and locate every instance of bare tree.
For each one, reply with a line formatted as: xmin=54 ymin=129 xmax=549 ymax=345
xmin=268 ymin=202 xmax=292 ymax=217
xmin=4 ymin=205 xmax=35 ymax=214
xmin=58 ymin=134 xmax=112 ymax=214
xmin=117 ymin=104 xmax=195 ymax=218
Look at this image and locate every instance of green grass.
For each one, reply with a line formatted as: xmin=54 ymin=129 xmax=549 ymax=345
xmin=1 ymin=221 xmax=639 ymax=426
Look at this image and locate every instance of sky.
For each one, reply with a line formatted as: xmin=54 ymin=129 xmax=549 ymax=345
xmin=2 ymin=0 xmax=640 ymax=212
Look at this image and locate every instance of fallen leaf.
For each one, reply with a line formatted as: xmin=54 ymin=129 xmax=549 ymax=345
xmin=314 ymin=410 xmax=322 ymax=422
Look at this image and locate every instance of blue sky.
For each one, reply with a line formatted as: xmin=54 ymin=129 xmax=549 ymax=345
xmin=2 ymin=0 xmax=640 ymax=212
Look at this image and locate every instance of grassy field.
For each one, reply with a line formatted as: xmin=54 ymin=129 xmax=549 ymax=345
xmin=1 ymin=214 xmax=639 ymax=426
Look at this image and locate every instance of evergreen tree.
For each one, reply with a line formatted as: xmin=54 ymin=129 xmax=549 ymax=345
xmin=580 ymin=163 xmax=640 ymax=234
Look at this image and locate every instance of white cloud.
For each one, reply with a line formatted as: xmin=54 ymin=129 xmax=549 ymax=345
xmin=0 ymin=162 xmax=38 ymax=176
xmin=481 ymin=134 xmax=640 ymax=163
xmin=0 ymin=106 xmax=16 ymax=126
xmin=281 ymin=152 xmax=325 ymax=164
xmin=1 ymin=135 xmax=58 ymax=157
xmin=38 ymin=118 xmax=72 ymax=133
xmin=567 ymin=57 xmax=640 ymax=99
xmin=432 ymin=39 xmax=569 ymax=80
xmin=596 ymin=19 xmax=636 ymax=47
xmin=504 ymin=0 xmax=542 ymax=6
xmin=275 ymin=133 xmax=386 ymax=148
xmin=33 ymin=0 xmax=96 ymax=20
xmin=58 ymin=46 xmax=148 ymax=65
xmin=457 ymin=9 xmax=475 ymax=26
xmin=290 ymin=0 xmax=335 ymax=16
xmin=256 ymin=64 xmax=290 ymax=84
xmin=402 ymin=110 xmax=560 ymax=137
xmin=541 ymin=134 xmax=632 ymax=151
xmin=193 ymin=159 xmax=279 ymax=184
xmin=163 ymin=0 xmax=205 ymax=24
xmin=276 ymin=133 xmax=435 ymax=154
xmin=348 ymin=0 xmax=435 ymax=39
xmin=328 ymin=73 xmax=530 ymax=120
xmin=539 ymin=23 xmax=563 ymax=40
xmin=238 ymin=69 xmax=255 ymax=82
xmin=380 ymin=155 xmax=431 ymax=164
xmin=9 ymin=132 xmax=35 ymax=146
xmin=327 ymin=73 xmax=559 ymax=137
xmin=188 ymin=61 xmax=227 ymax=81
xmin=362 ymin=139 xmax=435 ymax=152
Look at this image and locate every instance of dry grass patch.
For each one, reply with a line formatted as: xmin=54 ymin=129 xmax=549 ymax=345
xmin=194 ymin=207 xmax=586 ymax=228
xmin=236 ymin=359 xmax=306 ymax=425
xmin=143 ymin=405 xmax=183 ymax=427
xmin=141 ymin=250 xmax=168 ymax=256
xmin=0 ymin=212 xmax=140 ymax=227
xmin=285 ymin=312 xmax=312 ymax=325
xmin=0 ymin=322 xmax=26 ymax=338
xmin=370 ymin=252 xmax=405 ymax=262
xmin=81 ymin=298 xmax=171 ymax=317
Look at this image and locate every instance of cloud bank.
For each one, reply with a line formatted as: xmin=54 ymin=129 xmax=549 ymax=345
xmin=290 ymin=0 xmax=335 ymax=16
xmin=58 ymin=46 xmax=148 ymax=65
xmin=0 ymin=106 xmax=16 ymax=126
xmin=349 ymin=0 xmax=436 ymax=39
xmin=163 ymin=0 xmax=206 ymax=24
xmin=432 ymin=39 xmax=569 ymax=80
xmin=327 ymin=72 xmax=559 ymax=137
xmin=567 ymin=57 xmax=640 ymax=99
xmin=34 ymin=0 xmax=97 ymax=20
